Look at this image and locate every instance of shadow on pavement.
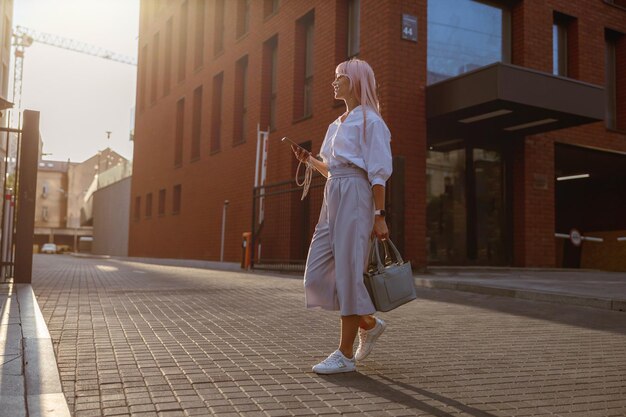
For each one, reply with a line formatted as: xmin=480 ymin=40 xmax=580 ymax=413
xmin=320 ymin=372 xmax=497 ymax=417
xmin=415 ymin=288 xmax=626 ymax=335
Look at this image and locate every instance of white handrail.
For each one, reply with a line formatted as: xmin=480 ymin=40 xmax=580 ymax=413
xmin=554 ymin=233 xmax=604 ymax=242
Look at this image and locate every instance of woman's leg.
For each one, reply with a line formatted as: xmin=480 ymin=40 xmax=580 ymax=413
xmin=359 ymin=315 xmax=376 ymax=330
xmin=339 ymin=315 xmax=361 ymax=358
xmin=339 ymin=314 xmax=376 ymax=358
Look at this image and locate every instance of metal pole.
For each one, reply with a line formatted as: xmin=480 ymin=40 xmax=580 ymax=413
xmin=220 ymin=200 xmax=229 ymax=262
xmin=14 ymin=110 xmax=39 ymax=284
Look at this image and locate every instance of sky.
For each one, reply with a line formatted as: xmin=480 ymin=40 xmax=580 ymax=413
xmin=12 ymin=0 xmax=139 ymax=163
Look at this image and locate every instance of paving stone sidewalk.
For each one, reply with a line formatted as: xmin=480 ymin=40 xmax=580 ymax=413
xmin=31 ymin=255 xmax=626 ymax=417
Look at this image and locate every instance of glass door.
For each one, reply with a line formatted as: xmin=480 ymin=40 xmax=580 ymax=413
xmin=426 ymin=144 xmax=508 ymax=265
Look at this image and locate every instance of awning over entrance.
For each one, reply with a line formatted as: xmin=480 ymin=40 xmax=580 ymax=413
xmin=426 ymin=62 xmax=605 ymax=147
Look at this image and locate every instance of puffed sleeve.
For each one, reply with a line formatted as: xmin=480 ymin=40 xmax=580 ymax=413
xmin=362 ymin=117 xmax=393 ymax=187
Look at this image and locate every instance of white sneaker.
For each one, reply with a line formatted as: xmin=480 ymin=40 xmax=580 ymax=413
xmin=355 ymin=317 xmax=386 ymax=361
xmin=312 ymin=350 xmax=356 ymax=374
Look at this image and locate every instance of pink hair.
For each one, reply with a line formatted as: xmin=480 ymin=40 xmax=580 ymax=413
xmin=335 ymin=58 xmax=381 ymax=142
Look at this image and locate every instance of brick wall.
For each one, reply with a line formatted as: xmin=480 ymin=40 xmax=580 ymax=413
xmin=509 ymin=0 xmax=626 ymax=267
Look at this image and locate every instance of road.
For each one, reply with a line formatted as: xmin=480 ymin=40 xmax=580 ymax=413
xmin=32 ymin=255 xmax=626 ymax=417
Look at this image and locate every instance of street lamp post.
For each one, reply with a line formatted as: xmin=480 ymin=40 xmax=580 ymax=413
xmin=220 ymin=200 xmax=229 ymax=262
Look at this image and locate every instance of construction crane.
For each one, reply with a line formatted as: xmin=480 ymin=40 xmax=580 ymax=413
xmin=11 ymin=25 xmax=137 ymax=110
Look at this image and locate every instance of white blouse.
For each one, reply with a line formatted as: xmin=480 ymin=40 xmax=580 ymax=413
xmin=319 ymin=105 xmax=393 ymax=187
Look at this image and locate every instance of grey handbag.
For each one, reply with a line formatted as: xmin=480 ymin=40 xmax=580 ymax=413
xmin=364 ymin=238 xmax=417 ymax=312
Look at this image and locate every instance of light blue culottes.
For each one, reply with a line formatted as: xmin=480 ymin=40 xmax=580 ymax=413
xmin=304 ymin=165 xmax=376 ymax=316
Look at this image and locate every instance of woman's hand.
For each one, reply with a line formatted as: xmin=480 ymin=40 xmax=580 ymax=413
xmin=372 ymin=216 xmax=389 ymax=240
xmin=291 ymin=145 xmax=310 ymax=163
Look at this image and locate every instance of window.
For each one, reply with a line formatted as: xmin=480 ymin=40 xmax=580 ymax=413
xmin=172 ymin=184 xmax=182 ymax=214
xmin=42 ymin=206 xmax=49 ymax=222
xmin=4 ymin=17 xmax=10 ymax=48
xmin=191 ymin=85 xmax=203 ymax=160
xmin=604 ymin=0 xmax=626 ymax=9
xmin=347 ymin=0 xmax=360 ymax=58
xmin=427 ymin=0 xmax=511 ymax=84
xmin=553 ymin=13 xmax=573 ymax=77
xmin=139 ymin=45 xmax=148 ymax=112
xmin=175 ymin=98 xmax=185 ymax=166
xmin=42 ymin=183 xmax=49 ymax=198
xmin=605 ymin=29 xmax=624 ymax=130
xmin=234 ymin=56 xmax=248 ymax=145
xmin=214 ymin=0 xmax=225 ymax=55
xmin=164 ymin=18 xmax=173 ymax=96
xmin=211 ymin=72 xmax=224 ymax=153
xmin=178 ymin=1 xmax=188 ymax=82
xmin=158 ymin=189 xmax=166 ymax=216
xmin=194 ymin=0 xmax=205 ymax=69
xmin=295 ymin=11 xmax=315 ymax=119
xmin=264 ymin=0 xmax=279 ymax=18
xmin=134 ymin=196 xmax=141 ymax=221
xmin=2 ymin=64 xmax=8 ymax=94
xmin=151 ymin=32 xmax=160 ymax=103
xmin=426 ymin=146 xmax=506 ymax=265
xmin=270 ymin=38 xmax=278 ymax=130
xmin=237 ymin=0 xmax=251 ymax=38
xmin=145 ymin=192 xmax=153 ymax=218
xmin=262 ymin=36 xmax=278 ymax=131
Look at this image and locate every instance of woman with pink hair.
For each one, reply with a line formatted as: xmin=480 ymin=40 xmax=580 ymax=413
xmin=292 ymin=59 xmax=393 ymax=374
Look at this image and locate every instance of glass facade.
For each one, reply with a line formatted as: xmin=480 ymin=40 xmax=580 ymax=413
xmin=426 ymin=149 xmax=467 ymax=263
xmin=473 ymin=149 xmax=505 ymax=264
xmin=427 ymin=0 xmax=510 ymax=84
xmin=426 ymin=147 xmax=506 ymax=265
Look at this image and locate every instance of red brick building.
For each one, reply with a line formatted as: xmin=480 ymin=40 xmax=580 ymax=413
xmin=131 ymin=0 xmax=626 ymax=271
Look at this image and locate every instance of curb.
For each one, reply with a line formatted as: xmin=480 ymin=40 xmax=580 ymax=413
xmin=414 ymin=278 xmax=626 ymax=312
xmin=111 ymin=256 xmax=243 ymax=272
xmin=15 ymin=284 xmax=71 ymax=417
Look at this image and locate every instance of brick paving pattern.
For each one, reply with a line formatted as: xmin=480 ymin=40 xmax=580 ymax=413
xmin=32 ymin=255 xmax=626 ymax=417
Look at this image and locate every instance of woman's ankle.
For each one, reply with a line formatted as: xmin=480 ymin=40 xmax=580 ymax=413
xmin=359 ymin=315 xmax=376 ymax=330
xmin=339 ymin=348 xmax=354 ymax=359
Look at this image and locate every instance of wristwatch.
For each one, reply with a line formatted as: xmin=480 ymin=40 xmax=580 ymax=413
xmin=374 ymin=209 xmax=386 ymax=217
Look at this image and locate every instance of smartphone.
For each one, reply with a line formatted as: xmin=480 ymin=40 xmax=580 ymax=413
xmin=281 ymin=136 xmax=305 ymax=150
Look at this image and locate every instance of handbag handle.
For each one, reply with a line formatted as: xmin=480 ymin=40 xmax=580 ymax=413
xmin=369 ymin=238 xmax=405 ymax=275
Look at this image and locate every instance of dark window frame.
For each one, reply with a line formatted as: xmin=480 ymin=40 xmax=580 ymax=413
xmin=145 ymin=192 xmax=153 ymax=218
xmin=150 ymin=32 xmax=160 ymax=104
xmin=172 ymin=184 xmax=182 ymax=215
xmin=347 ymin=0 xmax=360 ymax=58
xmin=214 ymin=0 xmax=225 ymax=56
xmin=134 ymin=196 xmax=141 ymax=221
xmin=175 ymin=98 xmax=185 ymax=167
xmin=178 ymin=1 xmax=188 ymax=83
xmin=210 ymin=72 xmax=224 ymax=154
xmin=191 ymin=85 xmax=203 ymax=161
xmin=158 ymin=189 xmax=166 ymax=216
xmin=164 ymin=17 xmax=173 ymax=96
xmin=194 ymin=0 xmax=205 ymax=70
xmin=234 ymin=55 xmax=249 ymax=145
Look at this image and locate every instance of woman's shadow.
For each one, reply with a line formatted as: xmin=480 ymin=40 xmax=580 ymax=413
xmin=319 ymin=372 xmax=497 ymax=417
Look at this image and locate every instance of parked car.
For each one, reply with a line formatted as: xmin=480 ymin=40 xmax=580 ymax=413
xmin=56 ymin=244 xmax=71 ymax=254
xmin=41 ymin=243 xmax=58 ymax=254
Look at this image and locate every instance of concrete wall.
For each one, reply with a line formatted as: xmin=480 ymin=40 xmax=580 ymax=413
xmin=92 ymin=176 xmax=130 ymax=256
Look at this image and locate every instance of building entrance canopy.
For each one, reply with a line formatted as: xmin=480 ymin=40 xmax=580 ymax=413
xmin=426 ymin=62 xmax=605 ymax=148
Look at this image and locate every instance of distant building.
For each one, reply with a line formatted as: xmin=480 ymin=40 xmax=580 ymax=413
xmin=35 ymin=148 xmax=130 ymax=251
xmin=92 ymin=176 xmax=131 ymax=257
xmin=66 ymin=148 xmax=130 ymax=228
